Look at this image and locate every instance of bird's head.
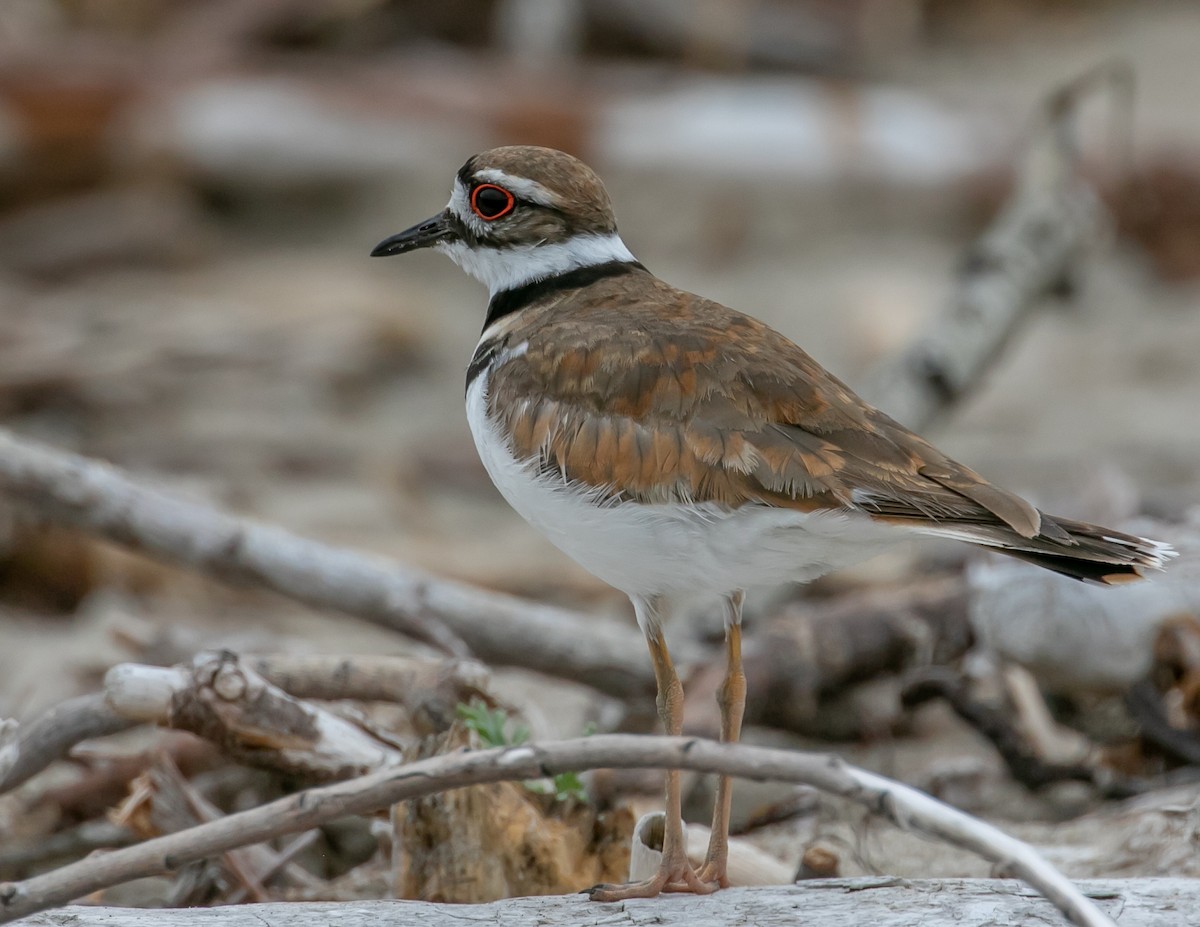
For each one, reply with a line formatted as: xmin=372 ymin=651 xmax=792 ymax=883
xmin=371 ymin=146 xmax=635 ymax=296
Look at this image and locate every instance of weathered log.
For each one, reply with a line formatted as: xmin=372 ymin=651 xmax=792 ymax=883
xmin=0 ymin=735 xmax=1121 ymax=927
xmin=746 ymin=578 xmax=972 ymax=736
xmin=15 ymin=879 xmax=1198 ymax=927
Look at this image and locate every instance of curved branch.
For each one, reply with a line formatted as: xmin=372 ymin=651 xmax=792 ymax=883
xmin=0 ymin=735 xmax=1113 ymax=927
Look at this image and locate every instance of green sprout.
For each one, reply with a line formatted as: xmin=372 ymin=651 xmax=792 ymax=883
xmin=456 ymin=700 xmax=529 ymax=748
xmin=455 ymin=700 xmax=588 ymax=803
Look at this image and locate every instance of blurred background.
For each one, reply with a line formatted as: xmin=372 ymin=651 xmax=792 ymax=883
xmin=2 ymin=0 xmax=1200 ymax=897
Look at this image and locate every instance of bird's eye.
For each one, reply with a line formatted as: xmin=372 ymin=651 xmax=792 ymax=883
xmin=470 ymin=184 xmax=515 ymax=221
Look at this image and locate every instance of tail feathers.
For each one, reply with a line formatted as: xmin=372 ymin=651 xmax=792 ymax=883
xmin=923 ymin=514 xmax=1177 ymax=585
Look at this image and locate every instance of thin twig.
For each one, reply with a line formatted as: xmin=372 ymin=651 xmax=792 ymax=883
xmin=223 ymin=831 xmax=322 ymax=906
xmin=0 ymin=735 xmax=1114 ymax=927
xmin=162 ymin=757 xmax=271 ymax=903
xmin=246 ymin=653 xmax=492 ymax=733
xmin=0 ymin=428 xmax=660 ymax=698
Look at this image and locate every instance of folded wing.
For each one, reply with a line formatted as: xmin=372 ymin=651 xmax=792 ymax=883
xmin=484 ymin=280 xmax=1173 ymax=583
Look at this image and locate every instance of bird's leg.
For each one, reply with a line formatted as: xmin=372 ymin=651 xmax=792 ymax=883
xmin=695 ymin=590 xmax=746 ymax=888
xmin=589 ymin=598 xmax=716 ymax=901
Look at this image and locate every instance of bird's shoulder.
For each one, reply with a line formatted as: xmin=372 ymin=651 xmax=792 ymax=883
xmin=485 ymin=271 xmax=855 ymax=425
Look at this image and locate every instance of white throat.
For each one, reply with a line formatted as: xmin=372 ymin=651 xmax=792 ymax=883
xmin=438 ymin=233 xmax=636 ymax=297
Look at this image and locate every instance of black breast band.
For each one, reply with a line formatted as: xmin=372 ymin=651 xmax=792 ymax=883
xmin=466 ymin=259 xmax=647 ymax=392
xmin=480 ymin=259 xmax=646 ymax=333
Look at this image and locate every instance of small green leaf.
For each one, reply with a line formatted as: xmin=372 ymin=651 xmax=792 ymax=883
xmin=456 ymin=700 xmax=518 ymax=748
xmin=455 ymin=702 xmax=589 ymax=803
xmin=552 ymin=771 xmax=588 ymax=802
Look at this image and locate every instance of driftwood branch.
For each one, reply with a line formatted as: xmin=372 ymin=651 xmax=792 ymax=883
xmin=105 ymin=652 xmax=405 ymax=780
xmin=901 ymin=669 xmax=1120 ymax=794
xmin=16 ymin=880 xmax=1194 ymax=927
xmin=0 ymin=694 xmax=136 ymax=794
xmin=0 ymin=653 xmax=492 ymax=797
xmin=246 ymin=653 xmax=488 ymax=706
xmin=0 ymin=735 xmax=1118 ymax=927
xmin=861 ymin=64 xmax=1121 ymax=430
xmin=0 ymin=428 xmax=659 ymax=698
xmin=752 ymin=578 xmax=971 ymax=733
xmin=119 ymin=625 xmax=495 ymax=720
xmin=245 ymin=653 xmax=492 ymax=735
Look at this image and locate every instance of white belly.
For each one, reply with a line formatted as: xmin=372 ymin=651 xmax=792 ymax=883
xmin=466 ymin=374 xmax=902 ymax=599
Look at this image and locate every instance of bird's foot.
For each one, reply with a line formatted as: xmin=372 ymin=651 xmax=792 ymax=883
xmin=693 ymin=859 xmax=730 ymax=889
xmin=588 ymin=861 xmax=718 ymax=901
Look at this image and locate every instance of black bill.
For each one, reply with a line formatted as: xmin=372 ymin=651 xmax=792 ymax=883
xmin=370 ymin=211 xmax=455 ymax=256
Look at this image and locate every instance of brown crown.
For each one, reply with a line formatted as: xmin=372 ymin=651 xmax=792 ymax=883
xmin=459 ymin=146 xmax=618 ymax=238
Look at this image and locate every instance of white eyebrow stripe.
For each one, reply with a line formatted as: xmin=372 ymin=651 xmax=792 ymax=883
xmin=472 ymin=169 xmax=559 ymax=207
xmin=447 ymin=179 xmax=487 ymax=237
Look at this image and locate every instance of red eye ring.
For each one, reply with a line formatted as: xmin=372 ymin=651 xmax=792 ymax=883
xmin=470 ymin=183 xmax=516 ymax=221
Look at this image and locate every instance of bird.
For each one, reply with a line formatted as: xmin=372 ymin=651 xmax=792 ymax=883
xmin=371 ymin=145 xmax=1175 ymax=900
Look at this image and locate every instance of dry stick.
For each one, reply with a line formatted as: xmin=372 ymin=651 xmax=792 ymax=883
xmin=902 ymin=670 xmax=1106 ymax=793
xmin=0 ymin=429 xmax=659 ymax=699
xmin=245 ymin=653 xmax=492 ymax=722
xmin=0 ymin=735 xmax=1114 ymax=927
xmin=861 ymin=65 xmax=1117 ymax=430
xmin=223 ymin=831 xmax=321 ymax=906
xmin=165 ymin=760 xmax=271 ymax=904
xmin=245 ymin=653 xmax=494 ymax=738
xmin=0 ymin=694 xmax=137 ymax=794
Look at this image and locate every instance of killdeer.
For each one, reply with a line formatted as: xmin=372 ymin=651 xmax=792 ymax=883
xmin=372 ymin=145 xmax=1174 ymax=900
